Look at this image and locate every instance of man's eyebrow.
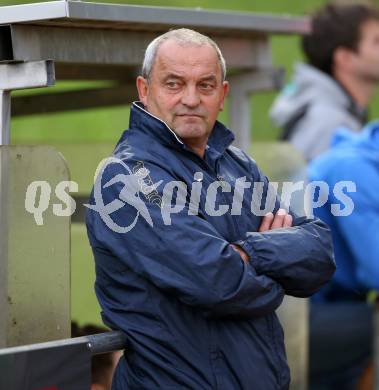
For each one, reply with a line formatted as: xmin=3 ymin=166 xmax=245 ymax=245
xmin=162 ymin=73 xmax=185 ymax=81
xmin=198 ymin=75 xmax=218 ymax=82
xmin=161 ymin=74 xmax=219 ymax=82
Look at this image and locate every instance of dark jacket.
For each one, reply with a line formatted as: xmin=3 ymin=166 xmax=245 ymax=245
xmin=86 ymin=102 xmax=335 ymax=390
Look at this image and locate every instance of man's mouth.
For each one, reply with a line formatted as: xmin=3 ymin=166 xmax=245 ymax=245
xmin=177 ymin=114 xmax=203 ymax=118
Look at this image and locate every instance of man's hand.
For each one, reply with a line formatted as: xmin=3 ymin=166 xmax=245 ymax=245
xmin=259 ymin=209 xmax=293 ymax=232
xmin=231 ymin=244 xmax=249 ymax=264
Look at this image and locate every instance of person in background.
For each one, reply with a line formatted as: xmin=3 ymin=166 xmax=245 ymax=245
xmin=71 ymin=322 xmax=122 ymax=390
xmin=308 ymin=121 xmax=379 ymax=390
xmin=270 ymin=3 xmax=379 ymax=161
xmin=309 ymin=123 xmax=379 ymax=305
xmin=272 ymin=5 xmax=379 ymax=387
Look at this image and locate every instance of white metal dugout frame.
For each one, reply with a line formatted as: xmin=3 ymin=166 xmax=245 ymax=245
xmin=0 ymin=0 xmax=310 ymax=148
xmin=2 ymin=2 xmax=376 ymax=389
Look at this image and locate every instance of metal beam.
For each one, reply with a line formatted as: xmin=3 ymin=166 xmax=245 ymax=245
xmin=12 ymin=84 xmax=137 ymax=116
xmin=0 ymin=1 xmax=309 ymax=36
xmin=11 ymin=25 xmax=156 ymax=66
xmin=11 ymin=68 xmax=282 ymax=117
xmin=67 ymin=1 xmax=310 ymax=35
xmin=54 ymin=63 xmax=139 ymax=81
xmin=0 ymin=1 xmax=68 ymax=25
xmin=10 ymin=25 xmax=270 ymax=70
xmin=0 ymin=330 xmax=127 ymax=356
xmin=0 ymin=60 xmax=55 ymax=91
xmin=0 ymin=60 xmax=55 ymax=145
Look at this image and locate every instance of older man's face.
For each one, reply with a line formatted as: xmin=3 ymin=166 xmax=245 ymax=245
xmin=137 ymin=39 xmax=229 ymax=151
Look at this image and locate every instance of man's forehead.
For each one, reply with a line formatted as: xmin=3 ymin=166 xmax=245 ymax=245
xmin=154 ymin=39 xmax=221 ymax=76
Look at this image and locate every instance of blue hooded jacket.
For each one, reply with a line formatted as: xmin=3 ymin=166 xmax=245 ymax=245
xmin=309 ymin=122 xmax=379 ymax=302
xmin=86 ymin=102 xmax=335 ymax=389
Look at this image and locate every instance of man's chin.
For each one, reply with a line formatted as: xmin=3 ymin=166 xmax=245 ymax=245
xmin=362 ymin=72 xmax=379 ymax=84
xmin=173 ymin=124 xmax=208 ymax=140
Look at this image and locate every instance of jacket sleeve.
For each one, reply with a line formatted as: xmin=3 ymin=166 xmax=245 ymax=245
xmin=327 ymin=157 xmax=379 ymax=290
xmin=86 ymin=158 xmax=284 ymax=319
xmin=239 ymin=166 xmax=336 ymax=298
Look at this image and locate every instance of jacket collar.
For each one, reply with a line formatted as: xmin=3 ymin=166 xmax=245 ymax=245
xmin=332 ymin=121 xmax=379 ymax=151
xmin=295 ymin=63 xmax=367 ymax=124
xmin=361 ymin=121 xmax=379 ymax=150
xmin=334 ymin=80 xmax=368 ymax=125
xmin=129 ymin=101 xmax=235 ymax=156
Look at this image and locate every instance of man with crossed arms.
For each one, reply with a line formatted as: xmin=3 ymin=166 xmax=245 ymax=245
xmin=86 ymin=29 xmax=335 ymax=389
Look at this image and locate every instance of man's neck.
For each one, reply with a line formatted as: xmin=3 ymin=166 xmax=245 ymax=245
xmin=335 ymin=72 xmax=376 ymax=108
xmin=183 ymin=138 xmax=207 ymax=159
xmin=186 ymin=143 xmax=206 ymax=159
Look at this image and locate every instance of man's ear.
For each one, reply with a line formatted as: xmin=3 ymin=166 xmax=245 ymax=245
xmin=334 ymin=47 xmax=355 ymax=74
xmin=219 ymin=81 xmax=229 ymax=111
xmin=136 ymin=76 xmax=149 ymax=106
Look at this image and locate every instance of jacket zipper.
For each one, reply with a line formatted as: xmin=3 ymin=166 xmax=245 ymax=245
xmin=182 ymin=147 xmax=240 ymax=240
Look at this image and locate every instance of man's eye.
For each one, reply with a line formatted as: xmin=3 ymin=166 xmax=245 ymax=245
xmin=199 ymin=83 xmax=214 ymax=90
xmin=166 ymin=81 xmax=180 ymax=89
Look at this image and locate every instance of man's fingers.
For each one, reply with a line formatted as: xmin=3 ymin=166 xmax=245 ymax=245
xmin=258 ymin=212 xmax=274 ymax=232
xmin=271 ymin=209 xmax=287 ymax=229
xmin=283 ymin=214 xmax=293 ymax=228
xmin=259 ymin=210 xmax=292 ymax=231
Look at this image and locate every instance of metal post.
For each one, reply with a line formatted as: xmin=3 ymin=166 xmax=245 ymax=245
xmin=0 ymin=90 xmax=11 ymax=347
xmin=0 ymin=60 xmax=56 ymax=347
xmin=228 ymin=69 xmax=284 ymax=152
xmin=228 ymin=84 xmax=250 ymax=152
xmin=0 ymin=90 xmax=10 ymax=145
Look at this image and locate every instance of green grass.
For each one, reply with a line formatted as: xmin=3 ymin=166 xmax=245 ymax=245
xmin=71 ymin=223 xmax=102 ymax=325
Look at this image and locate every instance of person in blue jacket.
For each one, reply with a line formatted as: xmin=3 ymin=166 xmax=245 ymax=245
xmin=308 ymin=123 xmax=379 ymax=389
xmin=86 ymin=28 xmax=335 ymax=390
xmin=309 ymin=123 xmax=379 ymax=298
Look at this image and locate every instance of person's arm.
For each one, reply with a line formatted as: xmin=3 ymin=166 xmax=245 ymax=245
xmin=237 ymin=165 xmax=335 ymax=298
xmin=86 ymin=158 xmax=284 ymax=319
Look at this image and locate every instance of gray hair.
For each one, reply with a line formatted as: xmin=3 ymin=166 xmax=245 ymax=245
xmin=141 ymin=28 xmax=227 ymax=81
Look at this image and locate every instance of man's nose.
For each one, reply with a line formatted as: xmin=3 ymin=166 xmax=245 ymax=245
xmin=181 ymin=85 xmax=200 ymax=108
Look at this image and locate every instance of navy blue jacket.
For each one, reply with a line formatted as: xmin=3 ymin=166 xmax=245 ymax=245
xmin=86 ymin=102 xmax=335 ymax=389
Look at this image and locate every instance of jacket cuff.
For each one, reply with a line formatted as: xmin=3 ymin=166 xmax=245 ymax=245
xmin=234 ymin=238 xmax=261 ymax=273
